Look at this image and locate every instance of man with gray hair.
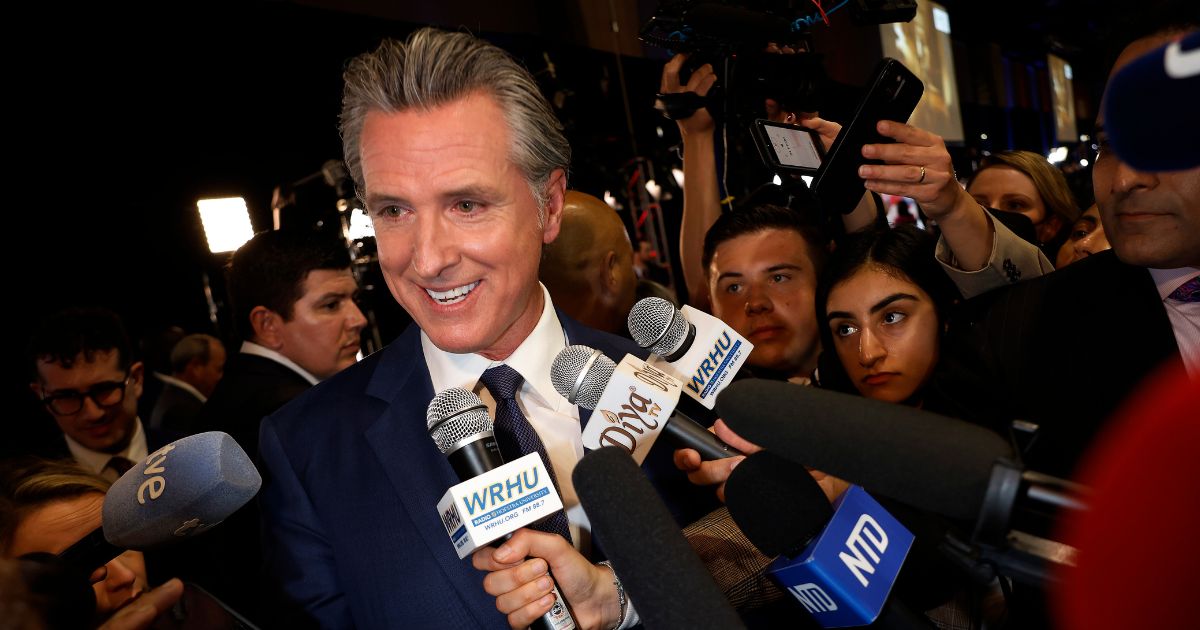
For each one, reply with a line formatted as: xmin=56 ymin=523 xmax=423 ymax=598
xmin=148 ymin=333 xmax=225 ymax=438
xmin=258 ymin=27 xmax=712 ymax=628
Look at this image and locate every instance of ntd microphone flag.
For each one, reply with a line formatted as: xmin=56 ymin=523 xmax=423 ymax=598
xmin=767 ymin=486 xmax=913 ymax=627
xmin=436 ymin=453 xmax=564 ymax=558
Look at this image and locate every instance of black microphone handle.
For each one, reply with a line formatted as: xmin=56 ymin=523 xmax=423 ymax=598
xmin=57 ymin=527 xmax=123 ymax=572
xmin=662 ymin=412 xmax=743 ymax=460
xmin=445 ymin=433 xmax=577 ymax=630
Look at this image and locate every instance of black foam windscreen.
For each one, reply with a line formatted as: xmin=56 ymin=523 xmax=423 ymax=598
xmin=716 ymin=380 xmax=1011 ymax=520
xmin=724 ymin=451 xmax=833 ymax=557
xmin=573 ymin=447 xmax=746 ymax=630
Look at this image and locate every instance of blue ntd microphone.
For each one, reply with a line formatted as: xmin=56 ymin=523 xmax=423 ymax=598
xmin=1104 ymin=30 xmax=1200 ymax=172
xmin=58 ymin=431 xmax=262 ymax=572
xmin=725 ymin=452 xmax=919 ymax=629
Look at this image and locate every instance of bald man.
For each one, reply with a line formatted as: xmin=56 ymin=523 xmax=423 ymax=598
xmin=540 ymin=191 xmax=639 ymax=335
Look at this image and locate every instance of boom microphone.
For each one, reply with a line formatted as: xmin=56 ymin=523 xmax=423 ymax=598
xmin=573 ymin=446 xmax=746 ymax=630
xmin=58 ymin=431 xmax=262 ymax=572
xmin=716 ymin=379 xmax=1010 ymax=520
xmin=551 ymin=345 xmax=741 ymax=461
xmin=1103 ymin=30 xmax=1200 ymax=171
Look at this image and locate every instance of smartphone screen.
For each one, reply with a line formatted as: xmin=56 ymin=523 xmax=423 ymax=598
xmin=753 ymin=120 xmax=824 ymax=174
xmin=812 ymin=58 xmax=924 ymax=214
xmin=763 ymin=124 xmax=823 ymax=170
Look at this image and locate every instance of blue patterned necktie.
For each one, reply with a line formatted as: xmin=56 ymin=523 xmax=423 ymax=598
xmin=479 ymin=364 xmax=573 ymax=544
xmin=1167 ymin=275 xmax=1200 ymax=303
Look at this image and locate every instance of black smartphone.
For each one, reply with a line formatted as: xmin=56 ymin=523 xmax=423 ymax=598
xmin=811 ymin=58 xmax=924 ymax=214
xmin=151 ymin=582 xmax=259 ymax=630
xmin=751 ymin=119 xmax=825 ymax=174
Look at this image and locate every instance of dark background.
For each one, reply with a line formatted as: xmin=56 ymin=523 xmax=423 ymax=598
xmin=8 ymin=0 xmax=1171 ymax=450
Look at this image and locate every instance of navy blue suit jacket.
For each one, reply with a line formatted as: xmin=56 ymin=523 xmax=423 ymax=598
xmin=258 ymin=314 xmax=716 ymax=628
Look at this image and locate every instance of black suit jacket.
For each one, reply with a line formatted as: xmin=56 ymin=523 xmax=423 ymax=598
xmin=162 ymin=352 xmax=313 ymax=623
xmin=939 ymin=250 xmax=1182 ymax=477
xmin=195 ymin=352 xmax=313 ymax=459
xmin=148 ymin=381 xmax=204 ymax=441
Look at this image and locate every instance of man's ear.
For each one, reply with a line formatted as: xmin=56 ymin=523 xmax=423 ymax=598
xmin=249 ymin=306 xmax=285 ymax=350
xmin=540 ymin=169 xmax=568 ymax=244
xmin=602 ymin=250 xmax=620 ymax=293
xmin=128 ymin=361 xmax=145 ymax=400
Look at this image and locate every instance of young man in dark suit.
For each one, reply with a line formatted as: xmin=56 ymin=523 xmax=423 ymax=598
xmin=174 ymin=228 xmax=367 ymax=622
xmin=27 ymin=307 xmax=164 ymax=481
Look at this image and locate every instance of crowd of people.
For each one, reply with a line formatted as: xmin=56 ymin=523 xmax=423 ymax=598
xmin=3 ymin=8 xmax=1196 ymax=630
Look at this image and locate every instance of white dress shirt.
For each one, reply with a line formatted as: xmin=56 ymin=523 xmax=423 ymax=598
xmin=423 ymin=285 xmax=594 ymax=550
xmin=423 ymin=284 xmax=641 ymax=628
xmin=65 ymin=418 xmax=150 ymax=482
xmin=240 ymin=340 xmax=320 ymax=386
xmin=1150 ymin=267 xmax=1200 ymax=380
xmin=156 ymin=373 xmax=207 ymax=403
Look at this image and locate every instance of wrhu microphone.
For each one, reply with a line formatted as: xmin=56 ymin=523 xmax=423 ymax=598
xmin=428 ymin=387 xmax=577 ymax=630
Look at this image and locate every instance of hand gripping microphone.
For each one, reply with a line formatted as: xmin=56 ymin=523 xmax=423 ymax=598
xmin=725 ymin=452 xmax=931 ymax=629
xmin=573 ymin=446 xmax=747 ymax=630
xmin=57 ymin=431 xmax=262 ymax=573
xmin=627 ymin=297 xmax=753 ymax=410
xmin=550 ymin=344 xmax=741 ymax=462
xmin=427 ymin=387 xmax=577 ymax=630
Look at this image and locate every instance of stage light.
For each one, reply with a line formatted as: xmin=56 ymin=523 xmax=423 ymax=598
xmin=346 ymin=207 xmax=375 ymax=240
xmin=645 ymin=179 xmax=662 ymax=200
xmin=197 ymin=197 xmax=253 ymax=254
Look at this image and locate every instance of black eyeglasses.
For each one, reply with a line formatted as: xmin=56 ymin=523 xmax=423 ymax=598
xmin=40 ymin=373 xmax=130 ymax=416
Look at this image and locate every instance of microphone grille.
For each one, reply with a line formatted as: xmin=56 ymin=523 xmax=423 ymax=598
xmin=426 ymin=387 xmax=493 ymax=454
xmin=551 ymin=345 xmax=616 ymax=409
xmin=627 ymin=297 xmax=688 ymax=356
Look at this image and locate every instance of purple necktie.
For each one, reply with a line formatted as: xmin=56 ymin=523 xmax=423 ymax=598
xmin=479 ymin=364 xmax=573 ymax=544
xmin=1168 ymin=276 xmax=1200 ymax=303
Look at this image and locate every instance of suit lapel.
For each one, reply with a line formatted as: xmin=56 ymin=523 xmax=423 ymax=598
xmin=362 ymin=326 xmax=499 ymax=625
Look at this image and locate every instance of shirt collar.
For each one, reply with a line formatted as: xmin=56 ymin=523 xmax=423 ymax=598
xmin=156 ymin=373 xmax=207 ymax=403
xmin=423 ymin=284 xmax=572 ymax=411
xmin=240 ymin=340 xmax=320 ymax=386
xmin=1149 ymin=267 xmax=1200 ymax=301
xmin=64 ymin=418 xmax=149 ymax=475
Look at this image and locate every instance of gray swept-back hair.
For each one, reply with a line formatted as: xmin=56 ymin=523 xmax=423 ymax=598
xmin=340 ymin=28 xmax=570 ymax=214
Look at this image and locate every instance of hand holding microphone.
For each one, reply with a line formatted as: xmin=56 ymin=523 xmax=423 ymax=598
xmin=471 ymin=529 xmax=625 ymax=630
xmin=671 ymin=419 xmax=759 ymax=502
xmin=427 ymin=388 xmax=578 ymax=630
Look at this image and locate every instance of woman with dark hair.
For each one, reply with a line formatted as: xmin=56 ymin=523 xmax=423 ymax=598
xmin=814 ymin=224 xmax=962 ymax=408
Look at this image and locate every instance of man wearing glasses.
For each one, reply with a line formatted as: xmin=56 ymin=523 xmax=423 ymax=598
xmin=28 ymin=307 xmax=153 ymax=481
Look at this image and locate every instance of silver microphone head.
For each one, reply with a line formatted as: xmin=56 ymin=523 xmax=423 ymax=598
xmin=551 ymin=345 xmax=616 ymax=410
xmin=627 ymin=297 xmax=690 ymax=357
xmin=426 ymin=387 xmax=493 ymax=454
